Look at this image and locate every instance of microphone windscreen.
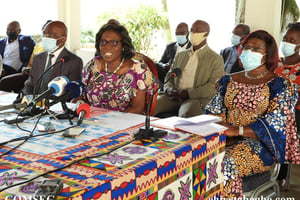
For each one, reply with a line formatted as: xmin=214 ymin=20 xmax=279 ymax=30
xmin=64 ymin=81 xmax=85 ymax=99
xmin=172 ymin=68 xmax=182 ymax=76
xmin=76 ymin=103 xmax=90 ymax=117
xmin=48 ymin=76 xmax=70 ymax=96
xmin=61 ymin=56 xmax=70 ymax=63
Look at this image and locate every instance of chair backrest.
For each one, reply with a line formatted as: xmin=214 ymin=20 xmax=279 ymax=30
xmin=133 ymin=52 xmax=158 ymax=116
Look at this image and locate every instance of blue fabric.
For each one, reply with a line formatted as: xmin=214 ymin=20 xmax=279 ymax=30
xmin=205 ymin=75 xmax=298 ymax=164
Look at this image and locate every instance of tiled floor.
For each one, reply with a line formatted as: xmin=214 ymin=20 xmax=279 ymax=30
xmin=280 ymin=164 xmax=300 ymax=198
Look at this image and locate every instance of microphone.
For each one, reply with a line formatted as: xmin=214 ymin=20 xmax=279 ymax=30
xmin=76 ymin=103 xmax=90 ymax=126
xmin=33 ymin=56 xmax=70 ymax=98
xmin=0 ymin=95 xmax=33 ymax=112
xmin=30 ymin=76 xmax=70 ymax=106
xmin=135 ymin=68 xmax=182 ymax=140
xmin=47 ymin=80 xmax=85 ymax=107
xmin=46 ymin=81 xmax=85 ymax=122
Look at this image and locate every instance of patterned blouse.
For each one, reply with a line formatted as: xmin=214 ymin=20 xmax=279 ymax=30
xmin=275 ymin=60 xmax=300 ymax=92
xmin=82 ymin=57 xmax=154 ymax=112
xmin=205 ymin=75 xmax=300 ymax=197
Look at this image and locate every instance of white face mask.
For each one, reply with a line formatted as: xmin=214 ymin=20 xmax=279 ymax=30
xmin=239 ymin=50 xmax=265 ymax=71
xmin=189 ymin=32 xmax=207 ymax=46
xmin=231 ymin=34 xmax=241 ymax=46
xmin=42 ymin=37 xmax=60 ymax=53
xmin=175 ymin=35 xmax=188 ymax=45
xmin=280 ymin=41 xmax=298 ymax=57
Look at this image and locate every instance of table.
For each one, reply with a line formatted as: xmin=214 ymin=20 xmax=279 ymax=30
xmin=0 ymin=93 xmax=226 ymax=200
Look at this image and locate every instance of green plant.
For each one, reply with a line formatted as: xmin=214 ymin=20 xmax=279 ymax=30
xmin=96 ymin=5 xmax=169 ymax=55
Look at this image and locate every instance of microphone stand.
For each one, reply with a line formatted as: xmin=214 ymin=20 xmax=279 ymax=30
xmin=134 ymin=70 xmax=180 ymax=140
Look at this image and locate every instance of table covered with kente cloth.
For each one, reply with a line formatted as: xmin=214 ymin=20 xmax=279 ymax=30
xmin=0 ymin=93 xmax=225 ymax=200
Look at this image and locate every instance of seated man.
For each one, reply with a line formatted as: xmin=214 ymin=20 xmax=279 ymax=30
xmin=154 ymin=20 xmax=224 ymax=118
xmin=220 ymin=23 xmax=250 ymax=74
xmin=156 ymin=22 xmax=191 ymax=87
xmin=0 ymin=21 xmax=35 ymax=77
xmin=0 ymin=21 xmax=35 ymax=92
xmin=22 ymin=20 xmax=83 ymax=96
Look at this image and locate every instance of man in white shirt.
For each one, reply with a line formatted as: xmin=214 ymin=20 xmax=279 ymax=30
xmin=0 ymin=21 xmax=35 ymax=77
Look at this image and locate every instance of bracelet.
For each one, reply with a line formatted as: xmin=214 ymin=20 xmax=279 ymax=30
xmin=239 ymin=125 xmax=244 ymax=136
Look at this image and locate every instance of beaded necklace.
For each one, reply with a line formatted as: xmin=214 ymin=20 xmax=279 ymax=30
xmin=105 ymin=58 xmax=125 ymax=74
xmin=245 ymin=70 xmax=268 ymax=79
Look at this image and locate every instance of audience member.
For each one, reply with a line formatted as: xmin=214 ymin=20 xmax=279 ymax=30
xmin=81 ymin=23 xmax=154 ymax=114
xmin=156 ymin=22 xmax=192 ymax=86
xmin=0 ymin=20 xmax=52 ymax=93
xmin=0 ymin=21 xmax=35 ymax=77
xmin=205 ymin=30 xmax=300 ymax=198
xmin=275 ymin=22 xmax=300 ymax=187
xmin=154 ymin=19 xmax=224 ymax=117
xmin=25 ymin=20 xmax=52 ymax=71
xmin=22 ymin=20 xmax=83 ymax=95
xmin=220 ymin=23 xmax=250 ymax=74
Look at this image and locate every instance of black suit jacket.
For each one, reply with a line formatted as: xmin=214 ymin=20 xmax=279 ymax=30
xmin=159 ymin=41 xmax=192 ymax=65
xmin=23 ymin=47 xmax=83 ymax=95
xmin=220 ymin=45 xmax=243 ymax=74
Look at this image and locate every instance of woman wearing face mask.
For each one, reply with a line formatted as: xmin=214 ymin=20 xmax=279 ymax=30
xmin=275 ymin=22 xmax=300 ymax=187
xmin=205 ymin=30 xmax=300 ymax=198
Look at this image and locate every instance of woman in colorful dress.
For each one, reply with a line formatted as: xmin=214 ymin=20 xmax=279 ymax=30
xmin=275 ymin=22 xmax=300 ymax=187
xmin=205 ymin=30 xmax=300 ymax=198
xmin=82 ymin=23 xmax=154 ymax=114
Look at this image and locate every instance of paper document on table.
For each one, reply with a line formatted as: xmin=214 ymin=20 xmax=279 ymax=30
xmin=175 ymin=122 xmax=228 ymax=136
xmin=151 ymin=114 xmax=221 ymax=130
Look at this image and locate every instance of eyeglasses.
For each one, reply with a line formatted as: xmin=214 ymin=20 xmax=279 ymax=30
xmin=43 ymin=33 xmax=65 ymax=39
xmin=99 ymin=39 xmax=121 ymax=47
xmin=241 ymin=45 xmax=266 ymax=53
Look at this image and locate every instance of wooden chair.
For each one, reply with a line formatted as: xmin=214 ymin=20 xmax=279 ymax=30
xmin=133 ymin=52 xmax=159 ymax=116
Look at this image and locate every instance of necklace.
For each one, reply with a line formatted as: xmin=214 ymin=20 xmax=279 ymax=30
xmin=245 ymin=71 xmax=269 ymax=79
xmin=105 ymin=58 xmax=125 ymax=74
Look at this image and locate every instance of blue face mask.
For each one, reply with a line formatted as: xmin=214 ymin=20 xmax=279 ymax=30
xmin=175 ymin=35 xmax=188 ymax=45
xmin=42 ymin=37 xmax=60 ymax=53
xmin=239 ymin=50 xmax=265 ymax=71
xmin=280 ymin=41 xmax=297 ymax=57
xmin=231 ymin=34 xmax=241 ymax=46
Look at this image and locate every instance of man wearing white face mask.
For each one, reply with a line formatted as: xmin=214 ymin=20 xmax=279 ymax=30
xmin=220 ymin=23 xmax=250 ymax=74
xmin=156 ymin=22 xmax=192 ymax=88
xmin=154 ymin=20 xmax=224 ymax=118
xmin=23 ymin=20 xmax=83 ymax=95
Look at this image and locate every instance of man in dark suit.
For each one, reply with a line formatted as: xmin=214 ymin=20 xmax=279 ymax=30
xmin=23 ymin=20 xmax=83 ymax=95
xmin=156 ymin=22 xmax=192 ymax=86
xmin=220 ymin=23 xmax=250 ymax=74
xmin=0 ymin=21 xmax=35 ymax=76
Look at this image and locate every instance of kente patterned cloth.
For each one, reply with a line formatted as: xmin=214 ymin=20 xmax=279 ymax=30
xmin=205 ymin=75 xmax=300 ymax=198
xmin=82 ymin=57 xmax=154 ymax=112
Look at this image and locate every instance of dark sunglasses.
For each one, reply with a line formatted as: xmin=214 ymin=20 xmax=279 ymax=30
xmin=100 ymin=39 xmax=121 ymax=47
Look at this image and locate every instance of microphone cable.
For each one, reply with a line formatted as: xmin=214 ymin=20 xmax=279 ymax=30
xmin=0 ymin=137 xmax=135 ymax=193
xmin=0 ymin=113 xmax=42 ymax=158
xmin=0 ymin=124 xmax=77 ymax=147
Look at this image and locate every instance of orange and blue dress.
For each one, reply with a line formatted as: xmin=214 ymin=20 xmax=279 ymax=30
xmin=205 ymin=74 xmax=300 ymax=197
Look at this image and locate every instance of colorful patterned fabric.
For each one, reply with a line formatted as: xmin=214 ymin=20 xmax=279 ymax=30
xmin=82 ymin=57 xmax=154 ymax=112
xmin=205 ymin=75 xmax=300 ymax=197
xmin=275 ymin=60 xmax=300 ymax=92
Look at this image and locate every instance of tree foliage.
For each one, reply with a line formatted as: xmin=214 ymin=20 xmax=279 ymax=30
xmin=95 ymin=5 xmax=169 ymax=54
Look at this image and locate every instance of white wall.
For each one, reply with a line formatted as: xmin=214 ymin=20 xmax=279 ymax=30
xmin=245 ymin=0 xmax=282 ymax=44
